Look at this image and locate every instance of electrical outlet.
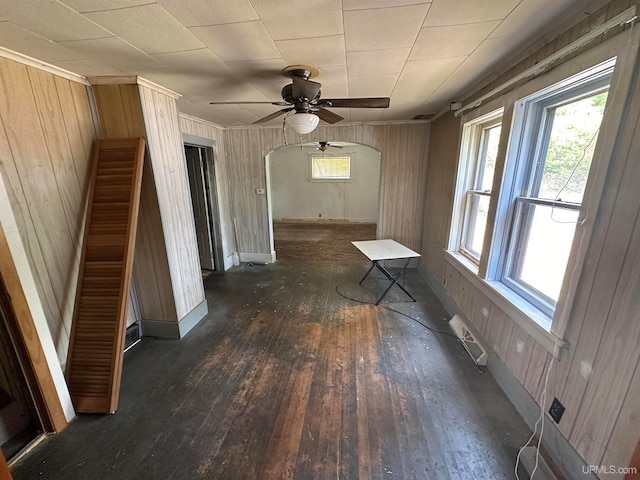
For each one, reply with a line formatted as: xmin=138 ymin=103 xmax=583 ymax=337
xmin=549 ymin=397 xmax=565 ymax=423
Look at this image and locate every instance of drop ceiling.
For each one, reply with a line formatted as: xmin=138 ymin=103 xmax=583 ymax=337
xmin=0 ymin=0 xmax=605 ymax=127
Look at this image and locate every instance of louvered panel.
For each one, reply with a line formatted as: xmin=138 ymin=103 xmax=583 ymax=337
xmin=66 ymin=138 xmax=145 ymax=414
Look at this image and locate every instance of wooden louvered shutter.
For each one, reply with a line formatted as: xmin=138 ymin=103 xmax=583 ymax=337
xmin=66 ymin=138 xmax=145 ymax=414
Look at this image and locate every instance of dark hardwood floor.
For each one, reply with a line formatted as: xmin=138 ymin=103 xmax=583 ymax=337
xmin=11 ymin=222 xmax=533 ymax=479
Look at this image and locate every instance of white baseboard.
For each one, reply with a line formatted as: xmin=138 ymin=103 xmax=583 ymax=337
xmin=239 ymin=251 xmax=276 ymax=264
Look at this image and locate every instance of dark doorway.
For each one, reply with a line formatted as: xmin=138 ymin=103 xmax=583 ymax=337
xmin=184 ymin=145 xmax=222 ymax=272
xmin=0 ymin=276 xmax=42 ymax=460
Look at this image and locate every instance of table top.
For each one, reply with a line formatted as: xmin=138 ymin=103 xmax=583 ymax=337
xmin=351 ymin=239 xmax=421 ymax=261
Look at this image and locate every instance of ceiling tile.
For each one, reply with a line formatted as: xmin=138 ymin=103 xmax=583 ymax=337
xmin=151 ymin=49 xmax=231 ymax=77
xmin=410 ymin=21 xmax=499 ymax=60
xmin=319 ymin=83 xmax=349 ymax=99
xmin=84 ymin=5 xmax=204 ymax=55
xmin=0 ymin=22 xmax=87 ymax=62
xmin=276 ymin=35 xmax=346 ymax=68
xmin=392 ymin=56 xmax=465 ymax=102
xmin=1 ymin=1 xmax=110 ymax=42
xmin=59 ymin=37 xmax=164 ymax=73
xmin=190 ymin=21 xmax=281 ymax=62
xmin=424 ymin=0 xmax=519 ymax=26
xmin=315 ymin=66 xmax=348 ymax=87
xmin=349 ymin=74 xmax=398 ymax=97
xmin=53 ymin=58 xmax=122 ymax=76
xmin=157 ymin=0 xmax=259 ymax=27
xmin=489 ymin=0 xmax=578 ymax=39
xmin=226 ymin=59 xmax=289 ymax=100
xmin=347 ymin=48 xmax=410 ymax=75
xmin=349 ymin=109 xmax=384 ymax=121
xmin=250 ymin=0 xmax=343 ymax=40
xmin=344 ymin=4 xmax=429 ymax=52
xmin=344 ymin=0 xmax=431 ymax=10
xmin=59 ymin=0 xmax=151 ymax=12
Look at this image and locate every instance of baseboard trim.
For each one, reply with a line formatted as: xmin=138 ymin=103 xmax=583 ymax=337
xmin=418 ymin=263 xmax=595 ymax=480
xmin=239 ymin=251 xmax=276 ymax=264
xmin=141 ymin=300 xmax=208 ymax=339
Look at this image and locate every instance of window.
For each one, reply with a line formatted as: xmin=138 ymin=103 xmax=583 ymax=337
xmin=498 ymin=61 xmax=612 ymax=317
xmin=449 ymin=59 xmax=616 ymax=339
xmin=310 ymin=155 xmax=351 ymax=180
xmin=455 ymin=110 xmax=503 ymax=263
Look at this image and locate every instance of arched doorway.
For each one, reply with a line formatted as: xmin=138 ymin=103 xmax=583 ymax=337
xmin=266 ymin=141 xmax=382 ymax=261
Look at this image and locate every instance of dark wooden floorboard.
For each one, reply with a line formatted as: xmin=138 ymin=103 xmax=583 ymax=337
xmin=11 ymin=222 xmax=533 ymax=480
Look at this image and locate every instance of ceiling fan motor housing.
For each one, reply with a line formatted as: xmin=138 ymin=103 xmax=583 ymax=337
xmin=281 ymin=84 xmax=321 ymax=111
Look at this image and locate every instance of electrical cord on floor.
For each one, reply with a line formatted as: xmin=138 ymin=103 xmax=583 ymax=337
xmin=335 ymin=285 xmax=459 ymax=340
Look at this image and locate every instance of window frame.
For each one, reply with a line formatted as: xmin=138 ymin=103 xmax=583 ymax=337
xmin=308 ymin=154 xmax=352 ymax=182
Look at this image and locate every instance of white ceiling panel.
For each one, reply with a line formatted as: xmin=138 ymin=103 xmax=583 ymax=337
xmin=410 ymin=21 xmax=499 ymax=60
xmin=0 ymin=23 xmax=87 ymax=62
xmin=0 ymin=1 xmax=110 ymax=42
xmin=344 ymin=4 xmax=429 ymax=51
xmin=59 ymin=0 xmax=151 ymax=12
xmin=349 ymin=74 xmax=398 ymax=97
xmin=489 ymin=0 xmax=579 ymax=39
xmin=424 ymin=0 xmax=520 ymax=27
xmin=84 ymin=5 xmax=204 ymax=55
xmin=250 ymin=0 xmax=344 ymax=40
xmin=59 ymin=37 xmax=164 ymax=73
xmin=347 ymin=48 xmax=410 ymax=75
xmin=344 ymin=0 xmax=431 ymax=10
xmin=276 ymin=35 xmax=346 ymax=68
xmin=190 ymin=21 xmax=281 ymax=62
xmin=0 ymin=0 xmax=594 ymax=127
xmin=151 ymin=49 xmax=232 ymax=77
xmin=157 ymin=0 xmax=259 ymax=27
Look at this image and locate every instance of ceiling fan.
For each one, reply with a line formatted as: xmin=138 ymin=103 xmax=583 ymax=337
xmin=209 ymin=65 xmax=390 ymax=132
xmin=316 ymin=141 xmax=343 ymax=152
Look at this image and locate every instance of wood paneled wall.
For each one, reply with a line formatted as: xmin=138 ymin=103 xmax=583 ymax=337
xmin=93 ymin=81 xmax=204 ymax=324
xmin=0 ymin=56 xmax=96 ymax=365
xmin=223 ymin=122 xmax=429 ymax=256
xmin=420 ymin=0 xmax=640 ymax=475
xmin=178 ymin=114 xmax=235 ymax=268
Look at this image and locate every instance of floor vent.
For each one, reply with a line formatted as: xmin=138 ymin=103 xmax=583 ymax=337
xmin=449 ymin=314 xmax=487 ymax=366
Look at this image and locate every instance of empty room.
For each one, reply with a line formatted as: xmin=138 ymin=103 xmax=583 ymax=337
xmin=1 ymin=1 xmax=639 ymax=479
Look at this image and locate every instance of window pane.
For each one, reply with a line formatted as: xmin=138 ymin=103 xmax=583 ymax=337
xmin=538 ymin=91 xmax=608 ymax=203
xmin=509 ymin=202 xmax=579 ymax=305
xmin=311 ymin=156 xmax=350 ymax=179
xmin=478 ymin=125 xmax=501 ymax=191
xmin=462 ymin=193 xmax=490 ymax=260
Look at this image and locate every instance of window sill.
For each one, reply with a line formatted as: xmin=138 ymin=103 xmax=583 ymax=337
xmin=444 ymin=250 xmax=566 ymax=356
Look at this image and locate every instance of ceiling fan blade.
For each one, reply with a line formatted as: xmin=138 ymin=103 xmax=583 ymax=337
xmin=318 ymin=97 xmax=390 ymax=108
xmin=292 ymin=76 xmax=321 ymax=101
xmin=209 ymin=100 xmax=290 ymax=106
xmin=252 ymin=108 xmax=293 ymax=124
xmin=315 ymin=107 xmax=343 ymax=124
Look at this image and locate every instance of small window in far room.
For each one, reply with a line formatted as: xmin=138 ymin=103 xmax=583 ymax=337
xmin=310 ymin=155 xmax=351 ymax=180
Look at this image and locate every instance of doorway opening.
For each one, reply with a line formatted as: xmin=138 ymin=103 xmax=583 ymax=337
xmin=266 ymin=141 xmax=382 ymax=261
xmin=184 ymin=144 xmax=223 ymax=275
xmin=0 ymin=275 xmax=43 ymax=461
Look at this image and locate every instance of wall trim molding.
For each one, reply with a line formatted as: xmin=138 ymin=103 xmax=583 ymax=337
xmin=141 ymin=300 xmax=207 ymax=339
xmin=0 ymin=46 xmax=89 ymax=85
xmin=239 ymin=252 xmax=276 ymax=264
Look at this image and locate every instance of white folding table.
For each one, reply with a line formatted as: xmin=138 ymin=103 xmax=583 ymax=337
xmin=351 ymin=239 xmax=421 ymax=305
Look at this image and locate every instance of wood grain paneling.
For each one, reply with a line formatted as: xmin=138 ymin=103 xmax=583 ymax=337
xmin=420 ymin=0 xmax=640 ymax=475
xmin=93 ymin=81 xmax=206 ymax=326
xmin=223 ymin=122 xmax=429 ymax=258
xmin=0 ymin=56 xmax=97 ymax=366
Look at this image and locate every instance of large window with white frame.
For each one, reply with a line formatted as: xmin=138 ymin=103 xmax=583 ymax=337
xmin=450 ymin=58 xmax=615 ymax=333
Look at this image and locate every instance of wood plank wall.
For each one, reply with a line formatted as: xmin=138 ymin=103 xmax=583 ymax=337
xmin=0 ymin=56 xmax=96 ymax=366
xmin=179 ymin=114 xmax=235 ymax=267
xmin=223 ymin=122 xmax=429 ymax=256
xmin=420 ymin=0 xmax=640 ymax=475
xmin=93 ymin=82 xmax=205 ymax=324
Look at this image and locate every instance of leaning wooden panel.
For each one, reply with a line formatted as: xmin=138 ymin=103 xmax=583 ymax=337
xmin=66 ymin=137 xmax=145 ymax=413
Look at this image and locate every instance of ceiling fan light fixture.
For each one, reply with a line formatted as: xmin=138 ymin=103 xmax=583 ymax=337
xmin=286 ymin=112 xmax=319 ymax=134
